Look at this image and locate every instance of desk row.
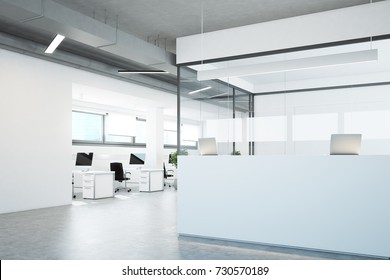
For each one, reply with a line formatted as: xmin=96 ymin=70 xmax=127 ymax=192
xmin=72 ymin=169 xmax=165 ymax=199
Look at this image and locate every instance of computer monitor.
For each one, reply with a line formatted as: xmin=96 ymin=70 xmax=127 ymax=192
xmin=130 ymin=153 xmax=145 ymax=165
xmin=198 ymin=137 xmax=218 ymax=155
xmin=168 ymin=153 xmax=173 ymax=164
xmin=330 ymin=134 xmax=362 ymax=155
xmin=75 ymin=152 xmax=93 ymax=166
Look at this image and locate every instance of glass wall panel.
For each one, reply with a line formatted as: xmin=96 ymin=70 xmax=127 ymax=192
xmin=292 ymin=113 xmax=338 ymax=141
xmin=179 ymin=66 xmax=251 ymax=155
xmin=344 ymin=110 xmax=390 ymax=139
xmin=254 ymin=85 xmax=390 ymax=155
xmin=248 ymin=116 xmax=287 ymax=142
xmin=178 ymin=25 xmax=390 ymax=156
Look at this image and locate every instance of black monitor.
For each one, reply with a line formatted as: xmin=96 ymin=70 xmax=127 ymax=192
xmin=75 ymin=152 xmax=93 ymax=166
xmin=168 ymin=153 xmax=173 ymax=164
xmin=130 ymin=153 xmax=145 ymax=165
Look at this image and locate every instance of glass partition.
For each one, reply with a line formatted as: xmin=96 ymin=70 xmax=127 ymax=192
xmin=177 ymin=0 xmax=390 ymax=156
xmin=178 ymin=66 xmax=252 ymax=155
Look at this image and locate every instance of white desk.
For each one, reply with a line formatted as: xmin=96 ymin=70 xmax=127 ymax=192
xmin=81 ymin=171 xmax=114 ymax=199
xmin=178 ymin=155 xmax=390 ymax=258
xmin=72 ymin=170 xmax=85 ymax=198
xmin=125 ymin=167 xmax=143 ymax=187
xmin=139 ymin=169 xmax=164 ymax=192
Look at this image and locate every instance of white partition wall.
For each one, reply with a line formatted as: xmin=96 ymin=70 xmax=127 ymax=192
xmin=178 ymin=155 xmax=390 ymax=258
xmin=175 ymin=0 xmax=390 ymax=260
xmin=0 ymin=49 xmax=72 ymax=214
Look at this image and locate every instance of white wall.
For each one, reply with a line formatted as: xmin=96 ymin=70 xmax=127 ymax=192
xmin=145 ymin=108 xmax=164 ymax=168
xmin=0 ymin=49 xmax=72 ymax=214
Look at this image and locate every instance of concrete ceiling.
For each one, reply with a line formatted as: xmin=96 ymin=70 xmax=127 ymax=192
xmin=0 ymin=0 xmax=386 ymax=104
xmin=52 ymin=0 xmax=380 ymax=53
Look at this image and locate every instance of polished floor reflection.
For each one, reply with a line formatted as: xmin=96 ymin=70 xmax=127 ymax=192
xmin=0 ymin=188 xmax=379 ymax=260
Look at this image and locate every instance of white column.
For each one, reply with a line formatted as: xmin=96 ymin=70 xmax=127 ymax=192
xmin=145 ymin=108 xmax=164 ymax=169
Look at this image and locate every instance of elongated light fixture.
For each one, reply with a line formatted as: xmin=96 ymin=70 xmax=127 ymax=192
xmin=45 ymin=34 xmax=65 ymax=54
xmin=208 ymin=92 xmax=228 ymax=99
xmin=197 ymin=49 xmax=378 ymax=81
xmin=188 ymin=86 xmax=212 ymax=95
xmin=118 ymin=69 xmax=169 ymax=74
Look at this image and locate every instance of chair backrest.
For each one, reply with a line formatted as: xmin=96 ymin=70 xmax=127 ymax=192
xmin=163 ymin=163 xmax=168 ymax=179
xmin=163 ymin=162 xmax=168 ymax=179
xmin=110 ymin=162 xmax=125 ymax=181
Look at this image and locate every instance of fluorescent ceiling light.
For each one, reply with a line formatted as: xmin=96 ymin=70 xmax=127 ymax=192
xmin=218 ymin=100 xmax=248 ymax=103
xmin=118 ymin=70 xmax=169 ymax=74
xmin=208 ymin=92 xmax=229 ymax=99
xmin=188 ymin=86 xmax=212 ymax=95
xmin=45 ymin=34 xmax=65 ymax=54
xmin=197 ymin=49 xmax=378 ymax=81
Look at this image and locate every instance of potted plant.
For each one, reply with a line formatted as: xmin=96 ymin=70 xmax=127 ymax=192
xmin=169 ymin=149 xmax=188 ymax=168
xmin=230 ymin=150 xmax=241 ymax=155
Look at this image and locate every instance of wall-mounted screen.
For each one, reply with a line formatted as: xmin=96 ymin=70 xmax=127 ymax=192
xmin=75 ymin=152 xmax=94 ymax=166
xmin=130 ymin=153 xmax=145 ymax=165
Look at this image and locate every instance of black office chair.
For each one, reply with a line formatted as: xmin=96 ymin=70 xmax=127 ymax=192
xmin=110 ymin=162 xmax=131 ymax=192
xmin=163 ymin=163 xmax=174 ymax=188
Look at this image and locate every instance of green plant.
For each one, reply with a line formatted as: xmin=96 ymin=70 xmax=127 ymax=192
xmin=231 ymin=150 xmax=241 ymax=155
xmin=169 ymin=149 xmax=188 ymax=168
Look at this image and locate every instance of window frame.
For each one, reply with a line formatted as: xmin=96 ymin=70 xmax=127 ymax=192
xmin=72 ymin=110 xmax=197 ymax=149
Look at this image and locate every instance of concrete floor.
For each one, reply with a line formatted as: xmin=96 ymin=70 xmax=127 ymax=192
xmin=0 ymin=188 xmax=380 ymax=260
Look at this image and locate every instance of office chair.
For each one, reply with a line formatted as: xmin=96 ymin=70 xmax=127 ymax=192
xmin=110 ymin=162 xmax=131 ymax=192
xmin=163 ymin=163 xmax=174 ymax=188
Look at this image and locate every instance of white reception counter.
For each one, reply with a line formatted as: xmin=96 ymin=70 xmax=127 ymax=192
xmin=177 ymin=155 xmax=390 ymax=258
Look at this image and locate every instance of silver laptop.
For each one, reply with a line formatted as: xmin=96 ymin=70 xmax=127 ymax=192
xmin=330 ymin=134 xmax=362 ymax=155
xmin=198 ymin=137 xmax=218 ymax=155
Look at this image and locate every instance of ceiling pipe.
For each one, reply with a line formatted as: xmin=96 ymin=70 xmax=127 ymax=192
xmin=0 ymin=0 xmax=177 ymax=74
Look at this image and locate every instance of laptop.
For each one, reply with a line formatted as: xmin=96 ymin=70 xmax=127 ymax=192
xmin=198 ymin=137 xmax=218 ymax=155
xmin=330 ymin=134 xmax=362 ymax=155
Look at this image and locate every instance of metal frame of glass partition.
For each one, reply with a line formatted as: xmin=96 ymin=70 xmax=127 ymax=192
xmin=176 ymin=34 xmax=390 ymax=156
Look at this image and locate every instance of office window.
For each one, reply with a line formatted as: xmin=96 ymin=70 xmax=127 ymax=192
xmin=164 ymin=121 xmax=177 ymax=145
xmin=135 ymin=118 xmax=146 ymax=144
xmin=181 ymin=123 xmax=199 ymax=147
xmin=72 ymin=111 xmax=103 ymax=142
xmin=72 ymin=110 xmax=147 ymax=146
xmin=105 ymin=113 xmax=136 ymax=144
